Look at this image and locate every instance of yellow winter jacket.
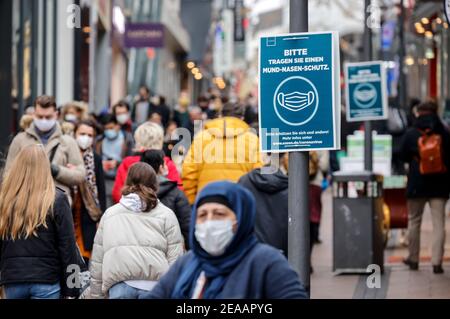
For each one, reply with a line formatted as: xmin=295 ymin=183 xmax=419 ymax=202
xmin=182 ymin=117 xmax=263 ymax=204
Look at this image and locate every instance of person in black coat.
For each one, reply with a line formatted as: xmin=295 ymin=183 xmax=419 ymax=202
xmin=238 ymin=164 xmax=289 ymax=256
xmin=73 ymin=120 xmax=107 ymax=262
xmin=0 ymin=145 xmax=83 ymax=299
xmin=399 ymin=101 xmax=450 ymax=274
xmin=154 ymin=95 xmax=171 ymax=129
xmin=140 ymin=149 xmax=191 ymax=248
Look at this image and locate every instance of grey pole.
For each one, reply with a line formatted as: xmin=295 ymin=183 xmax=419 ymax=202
xmin=288 ymin=0 xmax=310 ymax=295
xmin=363 ymin=0 xmax=373 ymax=171
xmin=398 ymin=0 xmax=407 ymax=110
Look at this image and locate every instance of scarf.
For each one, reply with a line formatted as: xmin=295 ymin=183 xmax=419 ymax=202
xmin=82 ymin=147 xmax=99 ymax=206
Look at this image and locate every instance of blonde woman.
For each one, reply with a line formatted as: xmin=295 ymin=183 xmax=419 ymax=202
xmin=111 ymin=122 xmax=182 ymax=203
xmin=0 ymin=145 xmax=82 ymax=299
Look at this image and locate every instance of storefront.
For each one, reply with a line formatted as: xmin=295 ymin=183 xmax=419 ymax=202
xmin=408 ymin=2 xmax=450 ymax=122
xmin=0 ymin=0 xmax=62 ymax=156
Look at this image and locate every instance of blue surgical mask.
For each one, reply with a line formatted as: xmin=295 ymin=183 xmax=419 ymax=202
xmin=104 ymin=129 xmax=118 ymax=140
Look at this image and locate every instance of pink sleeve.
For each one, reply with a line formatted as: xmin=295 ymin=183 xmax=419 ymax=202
xmin=112 ymin=163 xmax=126 ymax=203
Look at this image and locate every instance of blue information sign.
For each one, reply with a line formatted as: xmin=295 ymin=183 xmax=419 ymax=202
xmin=345 ymin=61 xmax=388 ymax=122
xmin=258 ymin=32 xmax=340 ymax=152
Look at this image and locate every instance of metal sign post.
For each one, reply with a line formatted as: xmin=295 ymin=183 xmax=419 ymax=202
xmin=259 ymin=0 xmax=340 ymax=295
xmin=288 ymin=0 xmax=310 ymax=295
xmin=364 ymin=0 xmax=373 ymax=171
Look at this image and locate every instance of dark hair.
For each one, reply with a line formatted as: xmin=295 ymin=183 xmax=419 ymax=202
xmin=34 ymin=95 xmax=57 ymax=110
xmin=409 ymin=97 xmax=421 ymax=111
xmin=112 ymin=100 xmax=130 ymax=115
xmin=100 ymin=113 xmax=117 ymax=126
xmin=222 ymin=102 xmax=245 ymax=118
xmin=417 ymin=101 xmax=438 ymax=114
xmin=75 ymin=119 xmax=98 ymax=136
xmin=139 ymin=86 xmax=150 ymax=94
xmin=167 ymin=120 xmax=177 ymax=127
xmin=159 ymin=95 xmax=166 ymax=105
xmin=197 ymin=95 xmax=208 ymax=103
xmin=122 ymin=162 xmax=158 ymax=211
xmin=141 ymin=149 xmax=165 ymax=174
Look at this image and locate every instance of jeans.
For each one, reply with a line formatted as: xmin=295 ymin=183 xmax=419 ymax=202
xmin=407 ymin=198 xmax=447 ymax=265
xmin=108 ymin=282 xmax=149 ymax=299
xmin=4 ymin=282 xmax=60 ymax=299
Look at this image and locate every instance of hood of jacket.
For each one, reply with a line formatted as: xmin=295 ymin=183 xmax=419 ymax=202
xmin=157 ymin=178 xmax=178 ymax=198
xmin=246 ymin=168 xmax=288 ymax=193
xmin=414 ymin=113 xmax=444 ymax=133
xmin=204 ymin=117 xmax=250 ymax=138
xmin=119 ymin=193 xmax=147 ymax=212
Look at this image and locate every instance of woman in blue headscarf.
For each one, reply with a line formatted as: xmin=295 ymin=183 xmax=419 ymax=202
xmin=139 ymin=181 xmax=308 ymax=299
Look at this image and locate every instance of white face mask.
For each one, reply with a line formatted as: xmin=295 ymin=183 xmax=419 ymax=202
xmin=195 ymin=219 xmax=235 ymax=256
xmin=34 ymin=118 xmax=56 ymax=132
xmin=65 ymin=113 xmax=78 ymax=123
xmin=76 ymin=134 xmax=93 ymax=150
xmin=116 ymin=113 xmax=130 ymax=125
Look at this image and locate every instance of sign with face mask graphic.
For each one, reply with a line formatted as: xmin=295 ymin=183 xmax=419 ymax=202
xmin=258 ymin=32 xmax=341 ymax=152
xmin=344 ymin=61 xmax=388 ymax=122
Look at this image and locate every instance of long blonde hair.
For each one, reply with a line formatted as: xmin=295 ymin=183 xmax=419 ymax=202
xmin=0 ymin=144 xmax=56 ymax=240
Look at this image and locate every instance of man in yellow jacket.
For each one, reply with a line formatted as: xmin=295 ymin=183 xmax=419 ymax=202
xmin=182 ymin=102 xmax=264 ymax=204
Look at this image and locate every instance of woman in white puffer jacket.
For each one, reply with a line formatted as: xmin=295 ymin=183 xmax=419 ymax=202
xmin=89 ymin=162 xmax=184 ymax=299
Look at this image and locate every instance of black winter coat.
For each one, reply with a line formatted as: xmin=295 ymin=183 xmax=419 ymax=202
xmin=399 ymin=114 xmax=450 ymax=198
xmin=0 ymin=188 xmax=83 ymax=297
xmin=238 ymin=168 xmax=288 ymax=255
xmin=157 ymin=178 xmax=191 ymax=248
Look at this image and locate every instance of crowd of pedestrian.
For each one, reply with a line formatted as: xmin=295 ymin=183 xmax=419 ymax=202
xmin=0 ymin=88 xmax=312 ymax=299
xmin=1 ymin=86 xmax=448 ymax=299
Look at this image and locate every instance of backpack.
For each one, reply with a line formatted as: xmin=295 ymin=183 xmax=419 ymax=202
xmin=417 ymin=129 xmax=447 ymax=175
xmin=309 ymin=151 xmax=319 ymax=180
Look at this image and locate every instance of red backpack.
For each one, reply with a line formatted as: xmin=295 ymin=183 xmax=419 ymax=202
xmin=417 ymin=129 xmax=447 ymax=175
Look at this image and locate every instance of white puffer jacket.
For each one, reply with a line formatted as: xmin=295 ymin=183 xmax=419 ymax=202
xmin=89 ymin=195 xmax=185 ymax=298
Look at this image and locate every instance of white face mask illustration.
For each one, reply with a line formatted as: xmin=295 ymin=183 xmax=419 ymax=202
xmin=277 ymin=91 xmax=315 ymax=112
xmin=354 ymin=88 xmax=376 ymax=103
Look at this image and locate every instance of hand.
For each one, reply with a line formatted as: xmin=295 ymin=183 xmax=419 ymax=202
xmin=102 ymin=160 xmax=117 ymax=171
xmin=66 ymin=163 xmax=76 ymax=169
xmin=110 ymin=160 xmax=118 ymax=169
xmin=102 ymin=160 xmax=111 ymax=171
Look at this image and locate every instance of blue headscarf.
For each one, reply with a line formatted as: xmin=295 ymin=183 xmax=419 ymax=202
xmin=171 ymin=181 xmax=259 ymax=299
